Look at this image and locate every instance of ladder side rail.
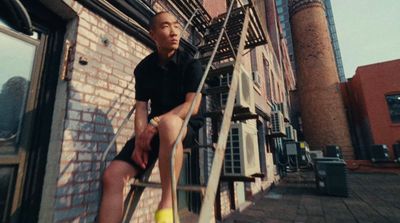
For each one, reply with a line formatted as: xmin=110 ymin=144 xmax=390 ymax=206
xmin=198 ymin=7 xmax=251 ymax=223
xmin=170 ymin=0 xmax=238 ymax=221
xmin=122 ymin=162 xmax=156 ymax=223
xmin=101 ymin=104 xmax=136 ymax=163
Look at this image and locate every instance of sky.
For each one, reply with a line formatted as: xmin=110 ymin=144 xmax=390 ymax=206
xmin=0 ymin=31 xmax=35 ymax=91
xmin=330 ymin=0 xmax=400 ymax=78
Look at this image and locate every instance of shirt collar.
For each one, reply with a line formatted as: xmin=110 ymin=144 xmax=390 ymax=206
xmin=155 ymin=49 xmax=180 ymax=68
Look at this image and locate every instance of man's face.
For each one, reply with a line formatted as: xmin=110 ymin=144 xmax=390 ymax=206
xmin=150 ymin=13 xmax=181 ymax=51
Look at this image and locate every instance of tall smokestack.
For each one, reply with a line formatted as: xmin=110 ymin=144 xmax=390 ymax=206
xmin=289 ymin=0 xmax=354 ymax=159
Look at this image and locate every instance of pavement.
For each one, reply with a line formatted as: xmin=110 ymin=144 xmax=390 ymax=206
xmin=223 ymin=168 xmax=400 ymax=223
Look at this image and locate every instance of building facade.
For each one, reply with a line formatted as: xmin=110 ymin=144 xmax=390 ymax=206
xmin=0 ymin=0 xmax=296 ymax=222
xmin=276 ymin=0 xmax=346 ymax=82
xmin=342 ymin=59 xmax=400 ymax=160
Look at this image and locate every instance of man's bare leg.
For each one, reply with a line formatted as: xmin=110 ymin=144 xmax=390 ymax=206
xmin=157 ymin=114 xmax=187 ymax=209
xmin=98 ymin=161 xmax=138 ymax=223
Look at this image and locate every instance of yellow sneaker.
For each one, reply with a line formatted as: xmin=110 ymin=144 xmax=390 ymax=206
xmin=155 ymin=208 xmax=173 ymax=223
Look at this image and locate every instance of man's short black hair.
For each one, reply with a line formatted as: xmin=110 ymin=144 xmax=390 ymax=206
xmin=149 ymin=11 xmax=170 ymax=30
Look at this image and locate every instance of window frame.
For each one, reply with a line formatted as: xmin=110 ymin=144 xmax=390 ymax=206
xmin=385 ymin=93 xmax=400 ymax=124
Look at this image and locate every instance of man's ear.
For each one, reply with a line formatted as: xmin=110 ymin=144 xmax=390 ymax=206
xmin=149 ymin=30 xmax=156 ymax=41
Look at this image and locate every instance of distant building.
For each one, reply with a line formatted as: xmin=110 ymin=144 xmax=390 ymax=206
xmin=276 ymin=0 xmax=346 ymax=82
xmin=341 ymin=59 xmax=400 ymax=160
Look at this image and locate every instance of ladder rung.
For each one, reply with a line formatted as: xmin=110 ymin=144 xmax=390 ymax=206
xmin=132 ymin=181 xmax=206 ymax=193
xmin=220 ymin=175 xmax=256 ymax=182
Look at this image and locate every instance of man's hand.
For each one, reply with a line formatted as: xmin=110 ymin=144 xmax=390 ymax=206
xmin=138 ymin=124 xmax=157 ymax=150
xmin=131 ymin=125 xmax=157 ymax=169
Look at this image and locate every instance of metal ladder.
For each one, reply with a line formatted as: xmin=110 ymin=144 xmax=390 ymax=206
xmin=100 ymin=0 xmax=266 ymax=222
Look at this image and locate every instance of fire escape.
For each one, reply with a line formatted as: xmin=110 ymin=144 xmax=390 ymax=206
xmin=97 ymin=0 xmax=267 ymax=222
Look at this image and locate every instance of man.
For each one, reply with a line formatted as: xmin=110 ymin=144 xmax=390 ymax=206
xmin=98 ymin=11 xmax=203 ymax=223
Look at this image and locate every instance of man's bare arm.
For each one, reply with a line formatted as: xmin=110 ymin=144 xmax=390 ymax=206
xmin=135 ymin=101 xmax=149 ymax=136
xmin=132 ymin=101 xmax=153 ymax=169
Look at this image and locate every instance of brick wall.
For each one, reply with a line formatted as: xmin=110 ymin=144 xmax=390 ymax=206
xmin=52 ymin=1 xmax=163 ymax=222
xmin=219 ymin=182 xmax=233 ymax=218
xmin=345 ymin=59 xmax=400 ymax=159
xmin=202 ymin=0 xmax=227 ymax=18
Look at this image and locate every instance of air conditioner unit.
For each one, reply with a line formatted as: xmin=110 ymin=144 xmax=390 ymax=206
xmin=325 ymin=145 xmax=343 ymax=159
xmin=224 ymin=122 xmax=260 ymax=176
xmin=219 ymin=67 xmax=255 ymax=112
xmin=370 ymin=144 xmax=390 ymax=163
xmin=315 ymin=160 xmax=348 ymax=197
xmin=278 ymin=102 xmax=289 ymax=122
xmin=292 ymin=129 xmax=298 ymax=142
xmin=285 ymin=124 xmax=294 ymax=140
xmin=271 ymin=111 xmax=286 ymax=137
xmin=252 ymin=71 xmax=262 ymax=88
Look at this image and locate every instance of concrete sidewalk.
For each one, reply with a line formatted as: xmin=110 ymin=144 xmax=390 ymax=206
xmin=224 ymin=170 xmax=400 ymax=223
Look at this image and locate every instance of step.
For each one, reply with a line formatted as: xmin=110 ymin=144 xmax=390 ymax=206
xmin=132 ymin=181 xmax=206 ymax=194
xmin=208 ymin=8 xmax=245 ymax=31
xmin=198 ymin=37 xmax=240 ymax=55
xmin=204 ymin=22 xmax=244 ymax=42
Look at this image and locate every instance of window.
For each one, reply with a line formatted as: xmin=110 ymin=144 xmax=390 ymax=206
xmin=386 ymin=94 xmax=400 ymax=123
xmin=263 ymin=59 xmax=272 ymax=102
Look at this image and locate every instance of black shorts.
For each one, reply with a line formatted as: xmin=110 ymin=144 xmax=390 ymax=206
xmin=113 ymin=125 xmax=197 ymax=179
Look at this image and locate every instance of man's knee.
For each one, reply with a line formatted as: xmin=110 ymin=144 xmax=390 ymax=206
xmin=102 ymin=166 xmax=118 ymax=188
xmin=158 ymin=114 xmax=183 ymax=133
xmin=102 ymin=163 xmax=131 ymax=189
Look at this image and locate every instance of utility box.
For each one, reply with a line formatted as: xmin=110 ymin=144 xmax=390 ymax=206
xmin=370 ymin=144 xmax=390 ymax=163
xmin=325 ymin=145 xmax=343 ymax=159
xmin=286 ymin=142 xmax=298 ymax=155
xmin=309 ymin=150 xmax=323 ymax=160
xmin=314 ymin=160 xmax=348 ymax=197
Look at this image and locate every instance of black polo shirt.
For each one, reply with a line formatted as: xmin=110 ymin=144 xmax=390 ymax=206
xmin=134 ymin=49 xmax=204 ymax=130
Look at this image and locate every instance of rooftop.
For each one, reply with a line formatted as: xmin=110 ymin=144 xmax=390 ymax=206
xmin=224 ymin=169 xmax=400 ymax=223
